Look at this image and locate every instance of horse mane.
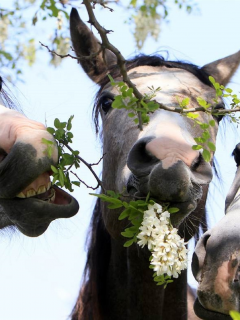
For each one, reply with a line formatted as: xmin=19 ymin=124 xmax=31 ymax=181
xmin=93 ymin=54 xmax=213 ymax=134
xmin=71 ymin=198 xmax=111 ymax=320
xmin=0 ymin=76 xmax=21 ymax=111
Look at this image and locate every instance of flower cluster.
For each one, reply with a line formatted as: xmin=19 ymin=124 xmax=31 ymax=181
xmin=137 ymin=203 xmax=188 ymax=279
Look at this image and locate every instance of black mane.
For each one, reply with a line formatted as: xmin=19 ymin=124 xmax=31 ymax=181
xmin=93 ymin=54 xmax=212 ymax=133
xmin=0 ymin=76 xmax=20 ymax=110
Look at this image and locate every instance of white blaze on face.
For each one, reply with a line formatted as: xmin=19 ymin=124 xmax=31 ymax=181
xmin=126 ymin=66 xmax=211 ymax=169
xmin=145 ymin=123 xmax=198 ymax=169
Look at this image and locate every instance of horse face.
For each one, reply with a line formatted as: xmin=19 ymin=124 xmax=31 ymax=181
xmin=0 ymin=105 xmax=79 ymax=237
xmin=70 ymin=8 xmax=240 ymax=238
xmin=100 ymin=66 xmax=218 ymax=229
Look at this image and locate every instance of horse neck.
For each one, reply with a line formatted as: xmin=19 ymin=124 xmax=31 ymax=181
xmin=74 ymin=193 xmax=208 ymax=320
xmin=104 ymin=239 xmax=188 ymax=320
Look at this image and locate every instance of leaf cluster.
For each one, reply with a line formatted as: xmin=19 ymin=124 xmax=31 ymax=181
xmin=91 ymin=190 xmax=150 ymax=247
xmin=46 ymin=116 xmax=81 ymax=191
xmin=109 ymin=75 xmax=160 ymax=125
xmin=151 ymin=272 xmax=173 ymax=288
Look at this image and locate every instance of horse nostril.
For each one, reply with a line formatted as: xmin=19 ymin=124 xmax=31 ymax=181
xmin=0 ymin=148 xmax=7 ymax=163
xmin=192 ymin=231 xmax=211 ymax=281
xmin=190 ymin=153 xmax=213 ymax=184
xmin=127 ymin=136 xmax=158 ymax=176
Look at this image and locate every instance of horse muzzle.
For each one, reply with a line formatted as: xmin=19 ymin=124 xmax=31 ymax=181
xmin=192 ymin=209 xmax=240 ymax=319
xmin=127 ymin=136 xmax=213 ymax=227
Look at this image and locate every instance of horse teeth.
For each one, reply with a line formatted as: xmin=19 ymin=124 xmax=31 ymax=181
xmin=50 ymin=190 xmax=56 ymax=203
xmin=16 ymin=192 xmax=26 ymax=198
xmin=47 ymin=182 xmax=51 ymax=190
xmin=26 ymin=189 xmax=36 ymax=198
xmin=37 ymin=185 xmax=47 ymax=195
xmin=51 ymin=191 xmax=56 ymax=202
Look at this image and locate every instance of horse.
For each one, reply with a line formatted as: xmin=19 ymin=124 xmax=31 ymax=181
xmin=0 ymin=76 xmax=79 ymax=237
xmin=69 ymin=7 xmax=240 ymax=320
xmin=193 ymin=144 xmax=240 ymax=320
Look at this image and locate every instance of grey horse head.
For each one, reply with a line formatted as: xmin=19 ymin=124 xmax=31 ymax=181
xmin=70 ymin=7 xmax=240 ymax=239
xmin=192 ymin=143 xmax=240 ymax=320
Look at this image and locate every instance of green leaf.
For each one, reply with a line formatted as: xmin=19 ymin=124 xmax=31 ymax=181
xmin=108 ymin=203 xmax=124 ymax=209
xmin=229 ymin=311 xmax=240 ymax=320
xmin=186 ymin=112 xmax=199 ymax=119
xmin=194 ymin=137 xmax=204 ymax=144
xmin=192 ymin=144 xmax=203 ymax=150
xmin=207 ymin=142 xmax=216 ymax=152
xmin=128 ymin=112 xmax=135 ymax=118
xmin=199 ymin=123 xmax=209 ymax=129
xmin=54 ymin=118 xmax=61 ymax=128
xmin=202 ymin=131 xmax=210 ymax=140
xmin=107 ymin=190 xmax=119 ymax=198
xmin=123 ymin=239 xmax=135 ymax=247
xmin=47 ymin=127 xmax=55 ymax=134
xmin=179 ymin=97 xmax=190 ymax=108
xmin=72 ymin=181 xmax=80 ymax=187
xmin=209 ymin=119 xmax=215 ymax=127
xmin=58 ymin=168 xmax=65 ymax=187
xmin=51 ymin=165 xmax=58 ymax=173
xmin=202 ymin=149 xmax=211 ymax=162
xmin=121 ymin=230 xmax=134 ymax=238
xmin=0 ymin=50 xmax=13 ymax=61
xmin=118 ymin=208 xmax=131 ymax=220
xmin=197 ymin=97 xmax=211 ymax=109
xmin=168 ymin=207 xmax=179 ymax=213
xmin=67 ymin=115 xmax=74 ymax=130
xmin=225 ymin=88 xmax=233 ymax=93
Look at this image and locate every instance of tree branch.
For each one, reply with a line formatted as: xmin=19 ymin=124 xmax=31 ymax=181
xmin=62 ymin=141 xmax=105 ymax=192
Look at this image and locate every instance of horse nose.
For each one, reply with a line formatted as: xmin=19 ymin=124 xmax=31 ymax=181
xmin=127 ymin=137 xmax=212 ymax=184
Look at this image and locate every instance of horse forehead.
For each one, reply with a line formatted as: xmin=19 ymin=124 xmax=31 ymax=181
xmin=128 ymin=66 xmax=208 ymax=94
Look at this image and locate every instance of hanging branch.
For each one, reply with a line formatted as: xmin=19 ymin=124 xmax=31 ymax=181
xmin=81 ymin=0 xmax=240 ymax=121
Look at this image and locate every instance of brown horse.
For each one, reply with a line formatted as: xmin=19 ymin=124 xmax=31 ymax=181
xmin=193 ymin=144 xmax=240 ymax=320
xmin=70 ymin=8 xmax=240 ymax=320
xmin=0 ymin=76 xmax=79 ymax=237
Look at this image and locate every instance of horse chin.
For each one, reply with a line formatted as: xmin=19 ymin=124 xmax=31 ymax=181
xmin=0 ymin=185 xmax=79 ymax=237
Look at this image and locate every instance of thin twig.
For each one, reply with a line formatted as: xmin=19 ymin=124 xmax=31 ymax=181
xmin=70 ymin=170 xmax=100 ymax=190
xmin=39 ymin=41 xmax=103 ymax=61
xmin=89 ymin=153 xmax=106 ymax=166
xmin=62 ymin=142 xmax=105 ymax=192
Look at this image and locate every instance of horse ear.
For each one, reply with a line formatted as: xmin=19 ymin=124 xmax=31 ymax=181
xmin=202 ymin=51 xmax=240 ymax=85
xmin=70 ymin=8 xmax=117 ymax=83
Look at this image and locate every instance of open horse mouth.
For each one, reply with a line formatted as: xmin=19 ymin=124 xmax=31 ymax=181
xmin=0 ymin=142 xmax=79 ymax=237
xmin=0 ymin=183 xmax=79 ymax=237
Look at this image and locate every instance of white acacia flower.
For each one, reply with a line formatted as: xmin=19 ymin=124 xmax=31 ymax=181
xmin=137 ymin=203 xmax=188 ymax=280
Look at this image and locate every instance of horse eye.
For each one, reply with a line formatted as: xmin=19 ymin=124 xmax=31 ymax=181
xmin=213 ymin=103 xmax=225 ymax=122
xmin=100 ymin=96 xmax=113 ymax=114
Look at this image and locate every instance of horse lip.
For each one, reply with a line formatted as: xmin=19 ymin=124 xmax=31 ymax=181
xmin=194 ymin=298 xmax=232 ymax=320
